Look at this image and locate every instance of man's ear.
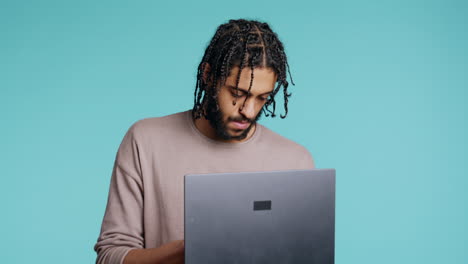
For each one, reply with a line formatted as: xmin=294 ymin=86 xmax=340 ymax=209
xmin=202 ymin=62 xmax=212 ymax=85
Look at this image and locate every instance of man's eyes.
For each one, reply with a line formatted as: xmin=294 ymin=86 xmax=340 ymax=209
xmin=230 ymin=90 xmax=269 ymax=101
xmin=231 ymin=92 xmax=268 ymax=101
xmin=231 ymin=92 xmax=244 ymax=98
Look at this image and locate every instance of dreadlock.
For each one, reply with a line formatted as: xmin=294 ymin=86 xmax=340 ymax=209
xmin=192 ymin=19 xmax=295 ymax=120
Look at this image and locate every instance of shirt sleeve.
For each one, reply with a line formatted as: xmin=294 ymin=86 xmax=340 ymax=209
xmin=299 ymin=147 xmax=316 ymax=169
xmin=94 ymin=124 xmax=144 ymax=264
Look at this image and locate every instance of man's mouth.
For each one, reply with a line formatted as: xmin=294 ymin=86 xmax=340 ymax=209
xmin=230 ymin=120 xmax=250 ymax=130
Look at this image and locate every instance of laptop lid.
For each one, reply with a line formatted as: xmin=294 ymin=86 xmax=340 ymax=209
xmin=184 ymin=169 xmax=336 ymax=264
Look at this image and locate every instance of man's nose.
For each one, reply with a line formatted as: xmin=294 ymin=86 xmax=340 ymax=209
xmin=239 ymin=97 xmax=256 ymax=120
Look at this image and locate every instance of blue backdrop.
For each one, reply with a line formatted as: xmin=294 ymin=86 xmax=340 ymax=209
xmin=1 ymin=0 xmax=467 ymax=263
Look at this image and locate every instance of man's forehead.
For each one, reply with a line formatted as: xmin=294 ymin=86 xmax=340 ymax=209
xmin=226 ymin=84 xmax=273 ymax=95
xmin=227 ymin=66 xmax=277 ymax=77
xmin=225 ymin=66 xmax=277 ymax=94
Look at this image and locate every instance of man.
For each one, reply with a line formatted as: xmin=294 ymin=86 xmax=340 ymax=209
xmin=94 ymin=19 xmax=315 ymax=264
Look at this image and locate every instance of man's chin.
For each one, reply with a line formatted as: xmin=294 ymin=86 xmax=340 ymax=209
xmin=226 ymin=134 xmax=249 ymax=141
xmin=226 ymin=125 xmax=255 ymax=141
xmin=229 ymin=131 xmax=247 ymax=139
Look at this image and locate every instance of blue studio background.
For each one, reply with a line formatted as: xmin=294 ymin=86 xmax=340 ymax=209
xmin=1 ymin=0 xmax=467 ymax=263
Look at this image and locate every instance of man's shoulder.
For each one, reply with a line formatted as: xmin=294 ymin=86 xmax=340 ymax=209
xmin=257 ymin=124 xmax=315 ymax=169
xmin=258 ymin=124 xmax=309 ymax=154
xmin=126 ymin=110 xmax=190 ymax=140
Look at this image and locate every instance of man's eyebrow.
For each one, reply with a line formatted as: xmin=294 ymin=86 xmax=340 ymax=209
xmin=227 ymin=85 xmax=272 ymax=96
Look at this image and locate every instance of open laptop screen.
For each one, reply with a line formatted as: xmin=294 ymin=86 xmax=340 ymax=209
xmin=185 ymin=169 xmax=336 ymax=264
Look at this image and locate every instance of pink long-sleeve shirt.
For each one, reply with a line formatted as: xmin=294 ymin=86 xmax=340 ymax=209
xmin=94 ymin=110 xmax=315 ymax=264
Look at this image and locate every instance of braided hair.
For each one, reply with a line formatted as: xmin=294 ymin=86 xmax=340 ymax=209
xmin=192 ymin=19 xmax=295 ymax=120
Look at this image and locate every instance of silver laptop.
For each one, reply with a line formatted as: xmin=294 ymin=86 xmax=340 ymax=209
xmin=184 ymin=169 xmax=336 ymax=264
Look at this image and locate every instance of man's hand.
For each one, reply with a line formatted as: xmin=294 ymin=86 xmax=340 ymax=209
xmin=123 ymin=240 xmax=185 ymax=264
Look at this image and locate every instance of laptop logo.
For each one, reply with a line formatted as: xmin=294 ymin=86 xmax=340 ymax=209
xmin=253 ymin=200 xmax=271 ymax=211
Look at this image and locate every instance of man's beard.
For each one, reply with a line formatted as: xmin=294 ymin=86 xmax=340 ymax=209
xmin=204 ymin=97 xmax=262 ymax=141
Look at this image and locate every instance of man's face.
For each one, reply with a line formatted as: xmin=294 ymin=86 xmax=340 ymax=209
xmin=205 ymin=66 xmax=277 ymax=141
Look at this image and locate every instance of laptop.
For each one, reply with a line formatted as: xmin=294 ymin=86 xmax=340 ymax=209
xmin=184 ymin=169 xmax=336 ymax=264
